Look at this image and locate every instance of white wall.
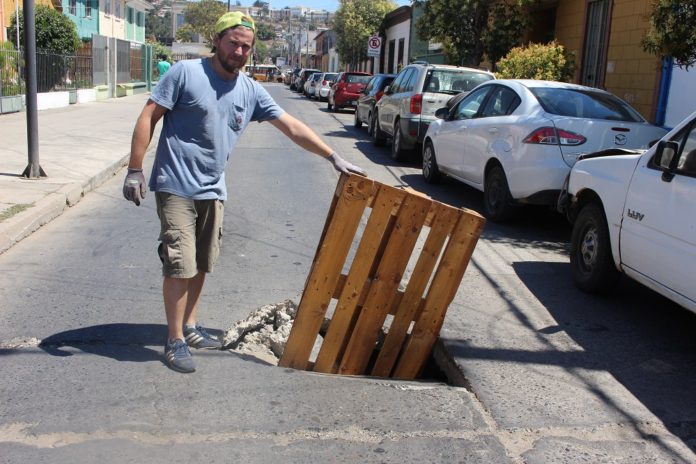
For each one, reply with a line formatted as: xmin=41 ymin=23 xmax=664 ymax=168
xmin=665 ymin=65 xmax=696 ymax=128
xmin=384 ymin=20 xmax=410 ymax=74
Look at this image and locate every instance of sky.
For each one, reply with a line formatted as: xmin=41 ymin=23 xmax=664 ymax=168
xmin=238 ymin=0 xmax=411 ymax=12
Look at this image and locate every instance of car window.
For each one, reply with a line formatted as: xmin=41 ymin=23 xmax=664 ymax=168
xmin=531 ymin=87 xmax=644 ymax=122
xmin=390 ymin=68 xmax=411 ymax=93
xmin=452 ymin=86 xmax=491 ymax=121
xmin=480 ymin=86 xmax=520 ymax=117
xmin=402 ymin=69 xmax=417 ymax=92
xmin=427 ymin=70 xmax=494 ymax=94
xmin=677 ymin=124 xmax=696 ymax=176
xmin=325 ymin=73 xmax=338 ymax=81
xmin=346 ymin=74 xmax=371 ymax=84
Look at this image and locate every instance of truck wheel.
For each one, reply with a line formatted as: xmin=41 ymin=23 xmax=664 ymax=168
xmin=570 ymin=202 xmax=620 ymax=293
xmin=372 ymin=111 xmax=387 ymax=146
xmin=422 ymin=140 xmax=441 ymax=183
xmin=483 ymin=165 xmax=515 ymax=222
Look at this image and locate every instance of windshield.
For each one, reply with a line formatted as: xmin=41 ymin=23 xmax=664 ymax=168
xmin=346 ymin=74 xmax=372 ymax=84
xmin=530 ymin=87 xmax=645 ymax=122
xmin=425 ymin=70 xmax=494 ymax=94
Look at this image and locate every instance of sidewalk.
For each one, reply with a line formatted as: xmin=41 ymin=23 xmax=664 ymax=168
xmin=0 ymin=94 xmax=151 ymax=254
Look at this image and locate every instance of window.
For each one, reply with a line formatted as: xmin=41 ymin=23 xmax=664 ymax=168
xmin=389 ymin=68 xmax=410 ymax=93
xmin=115 ymin=0 xmax=121 ymax=18
xmin=481 ymin=86 xmax=520 ymax=117
xmin=531 ymin=88 xmax=644 ymax=122
xmin=453 ymin=87 xmax=490 ymax=121
xmin=105 ymin=0 xmax=111 ymax=16
xmin=85 ymin=0 xmax=92 ymax=17
xmin=677 ymin=125 xmax=696 ymax=176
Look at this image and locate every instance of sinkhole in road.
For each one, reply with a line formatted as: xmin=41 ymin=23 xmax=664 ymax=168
xmin=221 ymin=300 xmax=451 ymax=385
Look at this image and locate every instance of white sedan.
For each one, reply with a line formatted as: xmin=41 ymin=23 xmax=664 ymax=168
xmin=421 ymin=79 xmax=668 ymax=222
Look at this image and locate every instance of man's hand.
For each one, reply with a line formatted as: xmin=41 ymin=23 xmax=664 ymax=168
xmin=327 ymin=153 xmax=367 ymax=177
xmin=123 ymin=168 xmax=147 ymax=206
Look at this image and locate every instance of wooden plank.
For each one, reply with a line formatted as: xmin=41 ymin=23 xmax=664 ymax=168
xmin=314 ymin=186 xmax=406 ymax=373
xmin=392 ymin=211 xmax=485 ymax=379
xmin=371 ymin=204 xmax=461 ymax=377
xmin=337 ymin=192 xmax=432 ymax=375
xmin=279 ymin=176 xmax=376 ymax=369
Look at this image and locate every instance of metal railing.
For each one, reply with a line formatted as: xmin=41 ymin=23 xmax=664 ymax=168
xmin=0 ymin=48 xmax=23 ymax=97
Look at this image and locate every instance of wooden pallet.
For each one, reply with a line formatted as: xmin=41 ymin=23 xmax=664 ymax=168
xmin=279 ymin=174 xmax=485 ymax=379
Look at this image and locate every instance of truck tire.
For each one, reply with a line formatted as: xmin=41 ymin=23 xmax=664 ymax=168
xmin=570 ymin=202 xmax=620 ymax=293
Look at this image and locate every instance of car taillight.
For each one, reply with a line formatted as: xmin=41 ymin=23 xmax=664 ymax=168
xmin=410 ymin=93 xmax=422 ymax=114
xmin=322 ymin=80 xmax=328 ymax=85
xmin=375 ymin=90 xmax=384 ymax=101
xmin=523 ymin=127 xmax=586 ymax=146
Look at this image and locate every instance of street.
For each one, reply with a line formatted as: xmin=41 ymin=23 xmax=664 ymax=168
xmin=0 ymin=85 xmax=694 ymax=463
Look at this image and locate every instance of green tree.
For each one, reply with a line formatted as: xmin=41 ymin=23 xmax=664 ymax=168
xmin=9 ymin=6 xmax=81 ymax=92
xmin=333 ymin=0 xmax=397 ymax=70
xmin=175 ymin=23 xmax=195 ymax=43
xmin=482 ymin=1 xmax=530 ymax=70
xmin=414 ymin=0 xmax=530 ymax=67
xmin=9 ymin=5 xmax=80 ymax=53
xmin=256 ymin=22 xmax=274 ymax=41
xmin=147 ymin=11 xmax=172 ymax=39
xmin=182 ymin=0 xmax=228 ymax=47
xmin=496 ymin=41 xmax=575 ymax=82
xmin=642 ymin=0 xmax=696 ymax=69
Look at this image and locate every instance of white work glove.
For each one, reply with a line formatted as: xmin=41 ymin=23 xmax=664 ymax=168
xmin=123 ymin=168 xmax=147 ymax=206
xmin=327 ymin=152 xmax=367 ymax=177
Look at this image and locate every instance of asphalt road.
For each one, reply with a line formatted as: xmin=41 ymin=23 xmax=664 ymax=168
xmin=0 ymin=83 xmax=694 ymax=462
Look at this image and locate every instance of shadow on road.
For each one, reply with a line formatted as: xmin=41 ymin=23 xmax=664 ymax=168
xmin=514 ymin=262 xmax=696 ymax=452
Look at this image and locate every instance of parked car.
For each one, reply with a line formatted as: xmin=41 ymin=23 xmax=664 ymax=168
xmin=354 ymin=73 xmax=396 ymax=134
xmin=563 ymin=110 xmax=696 ymax=313
xmin=327 ymin=72 xmax=372 ymax=112
xmin=421 ymin=79 xmax=668 ymax=222
xmin=288 ymin=68 xmax=301 ymax=89
xmin=374 ymin=62 xmax=495 ymax=161
xmin=304 ymin=72 xmax=322 ymax=97
xmin=295 ymin=68 xmax=321 ymax=93
xmin=315 ymin=72 xmax=338 ymax=101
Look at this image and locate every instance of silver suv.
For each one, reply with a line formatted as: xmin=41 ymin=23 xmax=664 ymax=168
xmin=373 ymin=62 xmax=495 ymax=161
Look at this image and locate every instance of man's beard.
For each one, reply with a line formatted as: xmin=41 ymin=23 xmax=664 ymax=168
xmin=218 ymin=55 xmax=245 ymax=75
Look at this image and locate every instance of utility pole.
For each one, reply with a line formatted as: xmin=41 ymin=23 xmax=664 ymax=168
xmin=21 ymin=0 xmax=45 ymax=179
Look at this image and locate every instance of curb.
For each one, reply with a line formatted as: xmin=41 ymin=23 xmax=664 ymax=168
xmin=0 ymin=154 xmax=131 ymax=255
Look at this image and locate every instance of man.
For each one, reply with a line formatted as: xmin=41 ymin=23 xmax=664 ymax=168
xmin=156 ymin=55 xmax=171 ymax=77
xmin=123 ymin=11 xmax=365 ymax=373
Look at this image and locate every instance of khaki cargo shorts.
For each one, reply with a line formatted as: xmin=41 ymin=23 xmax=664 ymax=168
xmin=155 ymin=192 xmax=224 ymax=278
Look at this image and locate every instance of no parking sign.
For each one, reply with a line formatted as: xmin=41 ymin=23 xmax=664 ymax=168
xmin=367 ymin=36 xmax=381 ymax=57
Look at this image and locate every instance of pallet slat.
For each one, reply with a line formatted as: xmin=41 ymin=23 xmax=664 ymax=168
xmin=280 ymin=174 xmax=485 ymax=379
xmin=279 ymin=176 xmax=376 ymax=369
xmin=338 ymin=193 xmax=432 ymax=375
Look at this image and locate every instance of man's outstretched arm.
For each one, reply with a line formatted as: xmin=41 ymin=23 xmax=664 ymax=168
xmin=269 ymin=113 xmax=367 ymax=177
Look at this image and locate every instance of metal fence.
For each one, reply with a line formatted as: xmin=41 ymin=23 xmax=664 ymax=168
xmin=0 ymin=48 xmax=23 ymax=97
xmin=0 ymin=39 xmax=175 ymax=99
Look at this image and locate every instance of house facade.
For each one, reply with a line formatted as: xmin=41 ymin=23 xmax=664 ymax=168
xmin=1 ymin=0 xmax=57 ymax=42
xmin=531 ymin=0 xmax=664 ymax=122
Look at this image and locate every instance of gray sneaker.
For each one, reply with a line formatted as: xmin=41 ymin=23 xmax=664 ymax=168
xmin=184 ymin=324 xmax=222 ymax=350
xmin=165 ymin=339 xmax=196 ymax=373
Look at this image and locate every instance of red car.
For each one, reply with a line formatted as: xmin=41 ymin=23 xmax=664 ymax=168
xmin=327 ymin=72 xmax=372 ymax=112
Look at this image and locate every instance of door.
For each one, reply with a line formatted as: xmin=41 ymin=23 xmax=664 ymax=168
xmin=435 ymin=86 xmax=491 ymax=178
xmin=581 ymin=0 xmax=611 ymax=88
xmin=463 ymin=85 xmax=521 ymax=185
xmin=620 ymin=120 xmax=696 ymax=307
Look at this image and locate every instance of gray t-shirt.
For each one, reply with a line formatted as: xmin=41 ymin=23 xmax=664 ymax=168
xmin=149 ymin=58 xmax=284 ymax=200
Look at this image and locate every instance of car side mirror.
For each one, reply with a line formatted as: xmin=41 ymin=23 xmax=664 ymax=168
xmin=435 ymin=107 xmax=449 ymax=120
xmin=655 ymin=140 xmax=679 ymax=182
xmin=383 ymin=85 xmax=391 ymax=95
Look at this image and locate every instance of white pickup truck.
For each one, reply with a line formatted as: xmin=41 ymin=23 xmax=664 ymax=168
xmin=565 ymin=110 xmax=696 ymax=314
